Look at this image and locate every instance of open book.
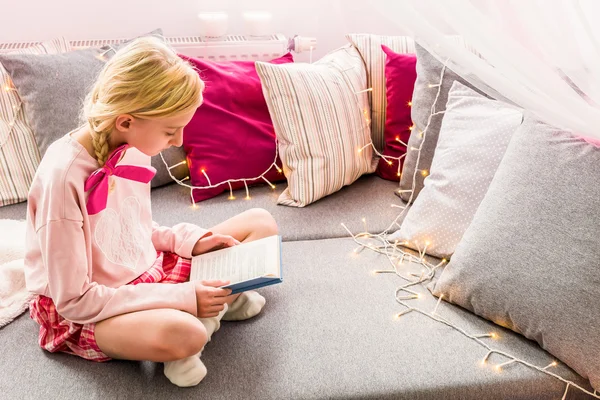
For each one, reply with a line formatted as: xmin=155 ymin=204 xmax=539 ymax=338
xmin=190 ymin=235 xmax=283 ymax=295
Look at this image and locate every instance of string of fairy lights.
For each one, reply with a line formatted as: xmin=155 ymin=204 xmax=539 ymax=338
xmin=157 ymin=45 xmax=409 ymax=208
xmin=339 ymin=61 xmax=599 ymax=399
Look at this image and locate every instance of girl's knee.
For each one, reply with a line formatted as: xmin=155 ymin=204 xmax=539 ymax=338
xmin=157 ymin=314 xmax=207 ymax=360
xmin=247 ymin=208 xmax=278 ymax=235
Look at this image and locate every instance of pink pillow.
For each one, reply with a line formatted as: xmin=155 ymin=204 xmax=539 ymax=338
xmin=180 ymin=53 xmax=294 ymax=202
xmin=376 ymin=45 xmax=417 ymax=181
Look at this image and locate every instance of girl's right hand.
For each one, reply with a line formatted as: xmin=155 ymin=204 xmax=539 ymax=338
xmin=194 ymin=280 xmax=232 ymax=318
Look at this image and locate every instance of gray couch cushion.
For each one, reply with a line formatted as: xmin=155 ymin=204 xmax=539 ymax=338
xmin=0 ymin=175 xmax=403 ymax=241
xmin=431 ymin=117 xmax=600 ymax=391
xmin=390 ymin=81 xmax=522 ymax=258
xmin=398 ymin=43 xmax=486 ymax=203
xmin=0 ymin=200 xmax=27 ymax=220
xmin=151 ymin=174 xmax=404 ymax=241
xmin=0 ymin=238 xmax=592 ymax=399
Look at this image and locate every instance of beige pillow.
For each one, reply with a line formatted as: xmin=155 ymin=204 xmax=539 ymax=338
xmin=0 ymin=37 xmax=71 ymax=207
xmin=256 ymin=44 xmax=377 ymax=207
xmin=346 ymin=34 xmax=415 ymax=152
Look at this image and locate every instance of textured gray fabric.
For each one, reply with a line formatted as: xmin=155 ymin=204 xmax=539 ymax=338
xmin=151 ymin=174 xmax=404 ymax=241
xmin=0 ymin=237 xmax=593 ymax=400
xmin=398 ymin=44 xmax=485 ymax=203
xmin=0 ymin=174 xmax=404 ymax=241
xmin=0 ymin=29 xmax=180 ymax=188
xmin=0 ymin=200 xmax=27 ymax=220
xmin=431 ymin=117 xmax=600 ymax=391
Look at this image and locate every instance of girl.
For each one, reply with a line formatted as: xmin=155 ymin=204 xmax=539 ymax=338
xmin=23 ymin=36 xmax=278 ymax=387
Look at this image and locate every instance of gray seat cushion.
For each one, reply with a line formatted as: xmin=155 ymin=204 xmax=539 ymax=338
xmin=151 ymin=174 xmax=405 ymax=241
xmin=0 ymin=175 xmax=404 ymax=242
xmin=0 ymin=238 xmax=592 ymax=399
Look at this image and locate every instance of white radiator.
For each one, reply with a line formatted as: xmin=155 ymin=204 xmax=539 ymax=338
xmin=0 ymin=34 xmax=290 ymax=61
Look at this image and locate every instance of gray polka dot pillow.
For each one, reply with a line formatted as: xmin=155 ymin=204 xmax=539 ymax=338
xmin=389 ymin=81 xmax=522 ymax=258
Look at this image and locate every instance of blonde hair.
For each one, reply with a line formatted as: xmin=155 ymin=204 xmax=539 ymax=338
xmin=83 ymin=36 xmax=204 ymax=166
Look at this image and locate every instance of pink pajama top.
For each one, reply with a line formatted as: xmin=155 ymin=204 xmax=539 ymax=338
xmin=23 ymin=134 xmax=207 ymax=324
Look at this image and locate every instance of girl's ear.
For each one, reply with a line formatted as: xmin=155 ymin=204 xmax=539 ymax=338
xmin=114 ymin=114 xmax=134 ymax=132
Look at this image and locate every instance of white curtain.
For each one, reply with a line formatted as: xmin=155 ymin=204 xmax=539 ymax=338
xmin=370 ymin=0 xmax=600 ymax=139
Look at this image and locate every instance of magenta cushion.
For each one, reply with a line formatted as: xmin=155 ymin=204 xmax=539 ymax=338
xmin=180 ymin=53 xmax=294 ymax=202
xmin=376 ymin=45 xmax=417 ymax=181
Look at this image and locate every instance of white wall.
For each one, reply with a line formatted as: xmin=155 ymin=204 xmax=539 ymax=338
xmin=1 ymin=0 xmax=406 ymax=61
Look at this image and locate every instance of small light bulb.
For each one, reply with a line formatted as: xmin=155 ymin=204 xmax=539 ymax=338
xmin=442 ymin=258 xmax=447 ymax=263
xmin=421 ymin=170 xmax=429 ymax=177
xmin=397 ymin=172 xmax=401 ymax=177
xmin=245 ymin=195 xmax=251 ymax=200
xmin=357 ymin=148 xmax=362 ymax=153
xmin=490 ymin=332 xmax=497 ymax=339
xmin=425 ymin=241 xmax=431 ymax=246
xmin=409 ymin=125 xmax=415 ymax=131
xmin=551 ymin=361 xmax=557 ymax=367
xmin=416 ymin=293 xmax=422 ymax=299
xmin=408 ymin=101 xmax=412 ymax=107
xmin=228 ymin=195 xmax=236 ymax=200
xmin=495 ymin=365 xmax=501 ymax=372
xmin=4 ymin=85 xmax=9 ymax=91
xmin=201 ymin=169 xmax=205 ymax=173
xmin=387 ymin=160 xmax=393 ymax=165
xmin=395 ymin=136 xmax=400 ymax=141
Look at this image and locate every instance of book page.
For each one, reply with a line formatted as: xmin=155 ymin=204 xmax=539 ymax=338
xmin=190 ymin=235 xmax=280 ymax=284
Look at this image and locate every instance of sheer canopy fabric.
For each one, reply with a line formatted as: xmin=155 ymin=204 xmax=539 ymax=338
xmin=371 ymin=0 xmax=600 ymax=139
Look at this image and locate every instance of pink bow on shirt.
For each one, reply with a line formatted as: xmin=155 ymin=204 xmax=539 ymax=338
xmin=84 ymin=144 xmax=157 ymax=215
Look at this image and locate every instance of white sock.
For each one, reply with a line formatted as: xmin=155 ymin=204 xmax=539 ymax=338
xmin=222 ymin=291 xmax=266 ymax=321
xmin=163 ymin=304 xmax=232 ymax=387
xmin=163 ymin=353 xmax=207 ymax=387
xmin=197 ymin=303 xmax=228 ymax=346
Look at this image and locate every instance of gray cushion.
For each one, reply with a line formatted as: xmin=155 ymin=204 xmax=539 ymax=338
xmin=431 ymin=116 xmax=600 ymax=391
xmin=151 ymin=174 xmax=405 ymax=241
xmin=398 ymin=43 xmax=485 ymax=203
xmin=0 ymin=29 xmax=183 ymax=188
xmin=0 ymin=175 xmax=404 ymax=241
xmin=0 ymin=201 xmax=27 ymax=220
xmin=0 ymin=237 xmax=591 ymax=399
xmin=389 ymin=81 xmax=522 ymax=258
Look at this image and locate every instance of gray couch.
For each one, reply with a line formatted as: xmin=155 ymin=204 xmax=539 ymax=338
xmin=0 ymin=175 xmax=595 ymax=399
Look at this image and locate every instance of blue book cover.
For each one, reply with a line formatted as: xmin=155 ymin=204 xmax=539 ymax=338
xmin=190 ymin=235 xmax=283 ymax=295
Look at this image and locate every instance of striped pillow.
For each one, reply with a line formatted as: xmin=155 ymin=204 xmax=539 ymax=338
xmin=346 ymin=34 xmax=415 ymax=152
xmin=0 ymin=37 xmax=70 ymax=207
xmin=256 ymin=44 xmax=377 ymax=207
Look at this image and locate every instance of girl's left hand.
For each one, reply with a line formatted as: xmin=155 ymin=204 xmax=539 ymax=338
xmin=192 ymin=232 xmax=240 ymax=256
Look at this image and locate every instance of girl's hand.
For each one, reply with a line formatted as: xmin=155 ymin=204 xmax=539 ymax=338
xmin=192 ymin=232 xmax=240 ymax=256
xmin=194 ymin=280 xmax=232 ymax=318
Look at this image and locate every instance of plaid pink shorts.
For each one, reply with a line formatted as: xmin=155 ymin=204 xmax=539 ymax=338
xmin=29 ymin=251 xmax=191 ymax=362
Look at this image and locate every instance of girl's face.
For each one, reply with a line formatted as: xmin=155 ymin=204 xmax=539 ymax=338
xmin=114 ymin=109 xmax=197 ymax=157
